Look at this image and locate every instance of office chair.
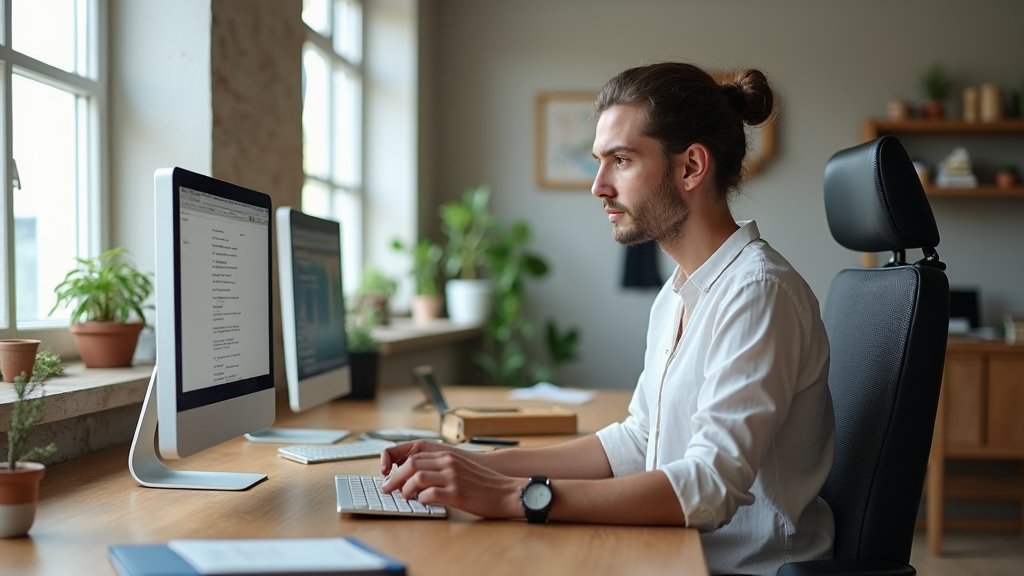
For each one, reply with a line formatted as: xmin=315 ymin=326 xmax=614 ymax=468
xmin=777 ymin=136 xmax=949 ymax=576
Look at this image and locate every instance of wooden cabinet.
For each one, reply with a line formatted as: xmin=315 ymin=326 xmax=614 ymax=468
xmin=927 ymin=338 xmax=1024 ymax=555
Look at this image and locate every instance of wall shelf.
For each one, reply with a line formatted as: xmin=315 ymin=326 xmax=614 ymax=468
xmin=863 ymin=118 xmax=1024 ymax=140
xmin=860 ymin=118 xmax=1024 ymax=201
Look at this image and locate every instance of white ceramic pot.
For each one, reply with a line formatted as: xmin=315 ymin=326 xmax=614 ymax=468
xmin=445 ymin=279 xmax=493 ymax=325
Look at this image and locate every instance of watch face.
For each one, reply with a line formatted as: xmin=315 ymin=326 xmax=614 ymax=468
xmin=523 ymin=482 xmax=552 ymax=510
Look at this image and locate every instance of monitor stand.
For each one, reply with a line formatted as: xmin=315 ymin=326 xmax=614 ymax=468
xmin=244 ymin=427 xmax=350 ymax=444
xmin=128 ymin=368 xmax=267 ymax=491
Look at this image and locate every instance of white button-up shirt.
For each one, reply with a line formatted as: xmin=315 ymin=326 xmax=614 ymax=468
xmin=596 ymin=221 xmax=835 ymax=576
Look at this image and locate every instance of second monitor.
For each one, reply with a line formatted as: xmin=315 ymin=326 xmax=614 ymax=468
xmin=244 ymin=207 xmax=353 ymax=444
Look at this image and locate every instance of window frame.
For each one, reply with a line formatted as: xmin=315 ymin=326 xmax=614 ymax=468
xmin=301 ymin=0 xmax=364 ymax=298
xmin=0 ymin=0 xmax=107 ymax=353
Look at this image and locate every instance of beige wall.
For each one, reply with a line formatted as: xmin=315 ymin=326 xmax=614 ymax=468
xmin=422 ymin=0 xmax=1024 ymax=389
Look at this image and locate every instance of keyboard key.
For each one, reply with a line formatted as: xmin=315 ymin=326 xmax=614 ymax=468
xmin=335 ymin=475 xmax=448 ymax=519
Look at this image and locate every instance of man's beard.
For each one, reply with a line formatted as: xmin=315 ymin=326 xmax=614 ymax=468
xmin=609 ymin=170 xmax=690 ymax=247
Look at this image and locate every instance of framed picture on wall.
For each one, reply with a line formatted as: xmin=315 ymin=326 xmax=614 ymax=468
xmin=535 ymin=91 xmax=599 ymax=189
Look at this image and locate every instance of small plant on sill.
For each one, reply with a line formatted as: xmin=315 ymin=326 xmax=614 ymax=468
xmin=5 ymin=350 xmax=63 ymax=469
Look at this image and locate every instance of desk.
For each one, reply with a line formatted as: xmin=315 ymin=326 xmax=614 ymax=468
xmin=3 ymin=386 xmax=706 ymax=575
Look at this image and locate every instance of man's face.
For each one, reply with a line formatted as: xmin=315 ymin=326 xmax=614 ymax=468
xmin=591 ymin=105 xmax=689 ymax=246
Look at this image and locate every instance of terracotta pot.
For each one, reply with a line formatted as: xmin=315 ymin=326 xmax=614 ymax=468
xmin=996 ymin=170 xmax=1018 ymax=190
xmin=70 ymin=322 xmax=144 ymax=368
xmin=0 ymin=462 xmax=45 ymax=538
xmin=922 ymin=100 xmax=945 ymax=119
xmin=411 ymin=295 xmax=444 ymax=324
xmin=0 ymin=339 xmax=41 ymax=383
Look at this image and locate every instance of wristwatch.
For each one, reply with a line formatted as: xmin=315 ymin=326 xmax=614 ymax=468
xmin=520 ymin=476 xmax=553 ymax=524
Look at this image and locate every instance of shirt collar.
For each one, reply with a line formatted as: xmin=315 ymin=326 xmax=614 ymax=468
xmin=671 ymin=220 xmax=761 ymax=295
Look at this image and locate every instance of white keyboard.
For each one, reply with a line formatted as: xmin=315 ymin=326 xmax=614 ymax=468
xmin=277 ymin=438 xmax=396 ymax=464
xmin=335 ymin=475 xmax=447 ymax=518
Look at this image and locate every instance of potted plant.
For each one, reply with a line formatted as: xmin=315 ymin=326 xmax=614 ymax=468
xmin=0 ymin=339 xmax=41 ymax=383
xmin=995 ymin=164 xmax=1019 ymax=189
xmin=50 ymin=247 xmax=153 ymax=368
xmin=355 ymin=266 xmax=398 ymax=326
xmin=920 ymin=62 xmax=953 ymax=119
xmin=440 ymin=185 xmax=497 ymax=324
xmin=391 ymin=237 xmax=444 ymax=323
xmin=344 ymin=307 xmax=380 ymax=400
xmin=0 ymin=349 xmax=62 ymax=538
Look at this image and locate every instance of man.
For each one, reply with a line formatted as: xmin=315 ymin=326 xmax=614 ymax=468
xmin=381 ymin=62 xmax=834 ymax=575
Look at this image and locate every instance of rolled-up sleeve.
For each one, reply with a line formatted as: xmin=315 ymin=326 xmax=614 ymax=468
xmin=596 ymin=372 xmax=650 ymax=477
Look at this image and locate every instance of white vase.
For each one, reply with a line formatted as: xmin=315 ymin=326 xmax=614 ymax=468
xmin=445 ymin=279 xmax=493 ymax=325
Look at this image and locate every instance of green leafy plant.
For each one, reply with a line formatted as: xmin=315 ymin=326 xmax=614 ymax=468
xmin=345 ymin=306 xmax=380 ymax=353
xmin=920 ymin=62 xmax=953 ymax=102
xmin=391 ymin=238 xmax=443 ymax=296
xmin=356 ymin=267 xmax=398 ymax=299
xmin=440 ymin=186 xmax=497 ymax=280
xmin=5 ymin=350 xmax=63 ymax=468
xmin=50 ymin=246 xmax=153 ymax=325
xmin=476 ymin=221 xmax=583 ymax=387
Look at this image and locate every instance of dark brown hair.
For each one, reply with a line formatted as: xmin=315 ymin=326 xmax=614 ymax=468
xmin=595 ymin=62 xmax=775 ymax=195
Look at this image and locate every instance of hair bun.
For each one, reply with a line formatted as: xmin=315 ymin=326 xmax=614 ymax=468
xmin=721 ymin=69 xmax=774 ymax=126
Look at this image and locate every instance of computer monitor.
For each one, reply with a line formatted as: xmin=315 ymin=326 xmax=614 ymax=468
xmin=242 ymin=207 xmax=351 ymax=444
xmin=129 ymin=167 xmax=275 ymax=491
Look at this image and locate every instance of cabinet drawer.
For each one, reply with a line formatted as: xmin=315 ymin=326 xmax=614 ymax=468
xmin=944 ymin=355 xmax=986 ymax=448
xmin=987 ymin=358 xmax=1024 ymax=453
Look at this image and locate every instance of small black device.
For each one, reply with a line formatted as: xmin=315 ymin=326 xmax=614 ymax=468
xmin=412 ymin=365 xmax=450 ymax=413
xmin=521 ymin=475 xmax=553 ymax=524
xmin=468 ymin=437 xmax=520 ymax=446
xmin=412 ymin=365 xmax=520 ymax=414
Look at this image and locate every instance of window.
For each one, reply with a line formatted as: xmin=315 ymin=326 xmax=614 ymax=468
xmin=301 ymin=0 xmax=363 ymax=297
xmin=1 ymin=0 xmax=105 ymax=347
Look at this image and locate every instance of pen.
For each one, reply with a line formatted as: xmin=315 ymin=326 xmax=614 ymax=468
xmin=468 ymin=437 xmax=520 ymax=446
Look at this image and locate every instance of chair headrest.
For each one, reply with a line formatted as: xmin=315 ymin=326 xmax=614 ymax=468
xmin=824 ymin=136 xmax=941 ymax=262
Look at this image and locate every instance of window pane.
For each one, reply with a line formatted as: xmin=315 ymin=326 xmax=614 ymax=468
xmin=301 ymin=179 xmax=331 ymax=217
xmin=334 ymin=0 xmax=362 ymax=64
xmin=12 ymin=0 xmax=78 ymax=74
xmin=333 ymin=67 xmax=361 ymax=186
xmin=302 ymin=46 xmax=330 ymax=180
xmin=333 ymin=189 xmax=361 ymax=299
xmin=302 ymin=0 xmax=330 ymax=36
xmin=12 ymin=74 xmax=81 ymax=325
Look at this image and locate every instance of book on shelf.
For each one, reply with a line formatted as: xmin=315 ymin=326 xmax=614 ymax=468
xmin=108 ymin=537 xmax=406 ymax=576
xmin=1005 ymin=315 xmax=1024 ymax=345
xmin=935 ymin=173 xmax=978 ymax=188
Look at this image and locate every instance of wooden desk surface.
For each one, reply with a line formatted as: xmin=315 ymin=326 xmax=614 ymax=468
xmin=4 ymin=386 xmax=706 ymax=575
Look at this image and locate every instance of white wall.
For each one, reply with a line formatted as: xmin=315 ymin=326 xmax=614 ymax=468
xmin=109 ymin=0 xmax=212 ymax=275
xmin=424 ymin=0 xmax=1024 ymax=389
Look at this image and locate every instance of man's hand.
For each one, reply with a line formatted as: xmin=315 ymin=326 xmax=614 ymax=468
xmin=380 ymin=444 xmax=523 ymax=519
xmin=379 ymin=439 xmax=456 ymax=476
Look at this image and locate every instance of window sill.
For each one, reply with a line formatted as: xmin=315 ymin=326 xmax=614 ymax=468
xmin=0 ymin=319 xmax=481 ymax=432
xmin=372 ymin=317 xmax=483 ymax=356
xmin=0 ymin=363 xmax=153 ymax=433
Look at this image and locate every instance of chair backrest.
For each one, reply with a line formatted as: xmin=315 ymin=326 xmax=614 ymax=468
xmin=820 ymin=136 xmax=949 ymax=563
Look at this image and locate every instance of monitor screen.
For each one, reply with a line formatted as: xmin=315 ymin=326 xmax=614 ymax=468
xmin=277 ymin=207 xmax=352 ymax=412
xmin=154 ymin=167 xmax=275 ymax=460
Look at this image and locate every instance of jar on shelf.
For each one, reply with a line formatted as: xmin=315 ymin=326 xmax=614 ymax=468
xmin=962 ymin=86 xmax=979 ymax=122
xmin=979 ymin=83 xmax=1003 ymax=122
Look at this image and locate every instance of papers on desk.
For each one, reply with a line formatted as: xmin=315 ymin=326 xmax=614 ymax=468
xmin=508 ymin=381 xmax=596 ymax=405
xmin=109 ymin=537 xmax=405 ymax=575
